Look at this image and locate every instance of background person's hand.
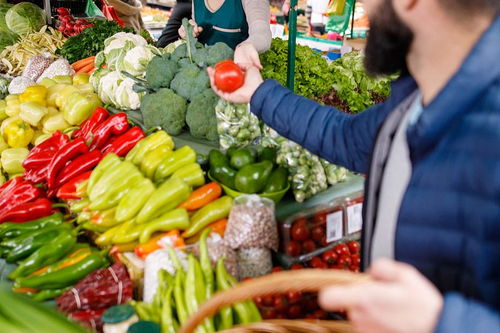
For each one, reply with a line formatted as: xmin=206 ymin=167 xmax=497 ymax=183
xmin=207 ymin=66 xmax=263 ymax=104
xmin=234 ymin=42 xmax=262 ymax=70
xmin=178 ymin=19 xmax=203 ymax=39
xmin=319 ymin=259 xmax=443 ymax=333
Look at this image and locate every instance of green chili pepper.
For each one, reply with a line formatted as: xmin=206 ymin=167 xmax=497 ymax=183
xmin=173 ymin=269 xmax=188 ymax=325
xmin=140 ymin=144 xmax=172 ymax=179
xmin=0 ymin=212 xmax=64 ymax=239
xmin=16 ymin=251 xmax=108 ymax=289
xmin=88 ymin=165 xmax=143 ymax=211
xmin=31 ymin=287 xmax=69 ymax=301
xmin=31 ymin=245 xmax=92 ymax=277
xmin=182 ymin=196 xmax=233 ymax=238
xmin=113 ymin=220 xmax=147 ymax=244
xmin=139 ymin=208 xmax=189 ymax=244
xmin=10 ymin=230 xmax=77 ymax=279
xmin=5 ymin=225 xmax=71 ymax=263
xmin=214 ymin=258 xmax=236 ymax=329
xmin=154 ymin=146 xmax=197 ymax=183
xmin=115 ymin=177 xmax=155 ymax=223
xmin=226 ymin=272 xmax=262 ymax=322
xmin=88 ymin=160 xmax=137 ymax=202
xmin=81 ymin=222 xmax=109 ymax=233
xmin=171 ymin=163 xmax=205 ymax=187
xmin=136 ymin=177 xmax=191 ymax=224
xmin=87 ymin=153 xmax=121 ymax=195
xmin=199 ymin=229 xmax=215 ymax=333
xmin=70 ymin=198 xmax=90 ymax=214
xmin=126 ymin=131 xmax=174 ymax=166
xmin=161 ymin=284 xmax=175 ymax=333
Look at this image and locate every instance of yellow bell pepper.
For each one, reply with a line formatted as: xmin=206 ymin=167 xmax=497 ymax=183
xmin=39 ymin=78 xmax=56 ymax=88
xmin=43 ymin=113 xmax=70 ymax=133
xmin=0 ymin=135 xmax=8 ymax=154
xmin=1 ymin=117 xmax=19 ymax=136
xmin=1 ymin=148 xmax=29 ymax=174
xmin=3 ymin=118 xmax=34 ymax=148
xmin=5 ymin=96 xmax=20 ymax=117
xmin=0 ymin=100 xmax=7 ymax=122
xmin=52 ymin=75 xmax=73 ymax=85
xmin=19 ymin=85 xmax=48 ymax=107
xmin=73 ymin=73 xmax=90 ymax=85
xmin=56 ymin=85 xmax=79 ymax=109
xmin=62 ymin=91 xmax=102 ymax=125
xmin=19 ymin=102 xmax=48 ymax=127
xmin=46 ymin=84 xmax=66 ymax=107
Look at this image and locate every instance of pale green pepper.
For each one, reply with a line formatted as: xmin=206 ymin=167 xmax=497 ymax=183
xmin=19 ymin=102 xmax=48 ymax=126
xmin=62 ymin=92 xmax=102 ymax=125
xmin=140 ymin=144 xmax=172 ymax=179
xmin=171 ymin=163 xmax=205 ymax=187
xmin=42 ymin=113 xmax=70 ymax=133
xmin=1 ymin=148 xmax=29 ymax=174
xmin=154 ymin=146 xmax=196 ymax=182
xmin=0 ymin=100 xmax=8 ymax=122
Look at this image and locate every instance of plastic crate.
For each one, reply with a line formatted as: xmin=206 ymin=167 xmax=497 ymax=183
xmin=50 ymin=0 xmax=88 ymax=18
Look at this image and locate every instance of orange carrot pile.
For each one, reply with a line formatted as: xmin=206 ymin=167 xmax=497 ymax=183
xmin=71 ymin=56 xmax=95 ymax=74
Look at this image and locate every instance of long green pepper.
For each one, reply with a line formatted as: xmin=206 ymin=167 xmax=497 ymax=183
xmin=88 ymin=160 xmax=136 ymax=202
xmin=115 ymin=177 xmax=155 ymax=223
xmin=0 ymin=212 xmax=64 ymax=239
xmin=86 ymin=153 xmax=121 ymax=195
xmin=215 ymin=258 xmax=234 ymax=330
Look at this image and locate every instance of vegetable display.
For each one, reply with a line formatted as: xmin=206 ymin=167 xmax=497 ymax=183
xmin=5 ymin=2 xmax=46 ymax=36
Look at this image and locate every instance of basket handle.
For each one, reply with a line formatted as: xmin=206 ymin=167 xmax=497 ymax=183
xmin=179 ymin=269 xmax=370 ymax=333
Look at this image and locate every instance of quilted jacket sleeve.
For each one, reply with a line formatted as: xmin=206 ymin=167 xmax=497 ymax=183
xmin=249 ymin=76 xmax=417 ymax=174
xmin=435 ymin=293 xmax=500 ymax=333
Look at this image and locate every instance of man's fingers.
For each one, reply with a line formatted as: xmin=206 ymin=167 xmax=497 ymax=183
xmin=370 ymin=259 xmax=415 ymax=282
xmin=318 ymin=285 xmax=367 ymax=311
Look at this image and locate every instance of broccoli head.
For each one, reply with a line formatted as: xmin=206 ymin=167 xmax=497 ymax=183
xmin=206 ymin=42 xmax=234 ymax=66
xmin=146 ymin=54 xmax=179 ymax=89
xmin=141 ymin=88 xmax=187 ymax=135
xmin=171 ymin=43 xmax=187 ymax=62
xmin=186 ymin=89 xmax=219 ymax=141
xmin=170 ymin=66 xmax=210 ymax=101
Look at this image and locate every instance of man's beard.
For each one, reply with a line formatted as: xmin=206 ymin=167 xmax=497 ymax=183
xmin=364 ymin=0 xmax=414 ymax=76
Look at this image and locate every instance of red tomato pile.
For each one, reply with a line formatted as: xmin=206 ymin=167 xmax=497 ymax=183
xmin=284 ymin=211 xmax=338 ymax=257
xmin=307 ymin=241 xmax=361 ymax=272
xmin=56 ymin=8 xmax=94 ymax=37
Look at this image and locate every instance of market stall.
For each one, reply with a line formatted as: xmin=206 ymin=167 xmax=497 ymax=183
xmin=0 ymin=2 xmax=383 ymax=332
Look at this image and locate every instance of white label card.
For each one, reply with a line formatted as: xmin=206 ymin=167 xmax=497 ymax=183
xmin=326 ymin=210 xmax=343 ymax=243
xmin=347 ymin=203 xmax=363 ymax=234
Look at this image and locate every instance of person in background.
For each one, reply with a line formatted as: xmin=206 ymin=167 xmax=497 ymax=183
xmin=179 ymin=0 xmax=272 ymax=69
xmin=107 ymin=0 xmax=145 ymax=32
xmin=207 ymin=0 xmax=500 ymax=331
xmin=156 ymin=0 xmax=192 ymax=48
xmin=307 ymin=0 xmax=329 ymax=35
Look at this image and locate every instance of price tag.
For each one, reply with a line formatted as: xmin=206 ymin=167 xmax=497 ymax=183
xmin=326 ymin=210 xmax=343 ymax=243
xmin=347 ymin=203 xmax=363 ymax=234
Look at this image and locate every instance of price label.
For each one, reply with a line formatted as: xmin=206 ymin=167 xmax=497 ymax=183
xmin=347 ymin=203 xmax=363 ymax=234
xmin=326 ymin=210 xmax=343 ymax=243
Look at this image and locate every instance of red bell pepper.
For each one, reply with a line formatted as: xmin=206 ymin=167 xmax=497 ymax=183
xmin=27 ymin=131 xmax=69 ymax=157
xmin=55 ymin=150 xmax=103 ymax=188
xmin=89 ymin=113 xmax=129 ymax=151
xmin=0 ymin=177 xmax=25 ymax=197
xmin=46 ymin=138 xmax=89 ymax=189
xmin=24 ymin=166 xmax=50 ymax=184
xmin=0 ymin=198 xmax=54 ymax=223
xmin=72 ymin=107 xmax=109 ymax=141
xmin=56 ymin=171 xmax=92 ymax=200
xmin=102 ymin=127 xmax=145 ymax=157
xmin=0 ymin=181 xmax=42 ymax=219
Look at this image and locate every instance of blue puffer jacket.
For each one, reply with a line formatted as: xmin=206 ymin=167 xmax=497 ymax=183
xmin=250 ymin=16 xmax=500 ymax=333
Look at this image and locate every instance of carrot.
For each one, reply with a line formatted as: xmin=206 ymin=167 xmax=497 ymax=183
xmin=134 ymin=230 xmax=185 ymax=258
xmin=179 ymin=182 xmax=222 ymax=211
xmin=71 ymin=56 xmax=95 ymax=71
xmin=75 ymin=63 xmax=94 ymax=74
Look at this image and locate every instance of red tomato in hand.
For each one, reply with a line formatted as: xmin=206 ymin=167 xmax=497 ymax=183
xmin=286 ymin=241 xmax=302 ymax=257
xmin=214 ymin=60 xmax=245 ymax=92
xmin=302 ymin=240 xmax=317 ymax=253
xmin=347 ymin=240 xmax=361 ymax=254
xmin=291 ymin=222 xmax=310 ymax=241
xmin=321 ymin=250 xmax=338 ymax=264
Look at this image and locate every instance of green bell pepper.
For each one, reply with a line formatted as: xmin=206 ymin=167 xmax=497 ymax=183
xmin=263 ymin=167 xmax=289 ymax=193
xmin=229 ymin=148 xmax=255 ymax=170
xmin=234 ymin=161 xmax=273 ymax=194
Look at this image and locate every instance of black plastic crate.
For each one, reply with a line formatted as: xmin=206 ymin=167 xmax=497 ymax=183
xmin=49 ymin=0 xmax=88 ymax=18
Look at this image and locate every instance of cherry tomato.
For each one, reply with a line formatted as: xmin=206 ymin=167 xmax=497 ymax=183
xmin=275 ymin=313 xmax=286 ymax=319
xmin=294 ymin=217 xmax=308 ymax=225
xmin=286 ymin=291 xmax=302 ymax=303
xmin=214 ymin=60 xmax=245 ymax=92
xmin=286 ymin=241 xmax=302 ymax=257
xmin=302 ymin=297 xmax=319 ymax=311
xmin=262 ymin=307 xmax=277 ymax=320
xmin=302 ymin=240 xmax=317 ymax=254
xmin=321 ymin=250 xmax=338 ymax=264
xmin=290 ymin=263 xmax=304 ymax=270
xmin=272 ymin=266 xmax=283 ymax=273
xmin=263 ymin=295 xmax=275 ymax=307
xmin=320 ymin=234 xmax=329 ymax=247
xmin=313 ymin=310 xmax=328 ymax=320
xmin=254 ymin=296 xmax=264 ymax=306
xmin=334 ymin=244 xmax=350 ymax=257
xmin=347 ymin=241 xmax=361 ymax=254
xmin=351 ymin=254 xmax=361 ymax=266
xmin=311 ymin=225 xmax=325 ymax=243
xmin=287 ymin=304 xmax=302 ymax=318
xmin=309 ymin=256 xmax=327 ymax=269
xmin=273 ymin=296 xmax=287 ymax=311
xmin=314 ymin=211 xmax=328 ymax=224
xmin=291 ymin=222 xmax=310 ymax=241
xmin=305 ymin=314 xmax=316 ymax=320
xmin=337 ymin=255 xmax=352 ymax=268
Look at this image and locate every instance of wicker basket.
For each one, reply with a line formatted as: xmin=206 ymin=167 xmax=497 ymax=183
xmin=179 ymin=269 xmax=370 ymax=333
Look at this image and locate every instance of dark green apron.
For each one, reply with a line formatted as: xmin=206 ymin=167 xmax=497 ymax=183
xmin=193 ymin=0 xmax=249 ymax=49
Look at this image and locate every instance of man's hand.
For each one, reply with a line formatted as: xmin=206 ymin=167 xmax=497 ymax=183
xmin=207 ymin=66 xmax=264 ymax=104
xmin=178 ymin=19 xmax=203 ymax=39
xmin=234 ymin=42 xmax=262 ymax=70
xmin=319 ymin=259 xmax=443 ymax=333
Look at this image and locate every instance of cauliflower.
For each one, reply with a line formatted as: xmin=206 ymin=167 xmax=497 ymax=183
xmin=114 ymin=77 xmax=142 ymax=110
xmin=117 ymin=45 xmax=159 ymax=77
xmin=98 ymin=71 xmax=123 ymax=105
xmin=170 ymin=66 xmax=210 ymax=101
xmin=141 ymin=88 xmax=187 ymax=135
xmin=186 ymin=89 xmax=219 ymax=141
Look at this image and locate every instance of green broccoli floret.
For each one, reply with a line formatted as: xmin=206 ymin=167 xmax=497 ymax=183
xmin=141 ymin=88 xmax=187 ymax=135
xmin=146 ymin=54 xmax=179 ymax=89
xmin=170 ymin=66 xmax=210 ymax=101
xmin=178 ymin=58 xmax=194 ymax=69
xmin=186 ymin=89 xmax=219 ymax=141
xmin=171 ymin=43 xmax=187 ymax=62
xmin=206 ymin=42 xmax=234 ymax=66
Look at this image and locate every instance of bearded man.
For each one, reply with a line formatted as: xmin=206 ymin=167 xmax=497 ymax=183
xmin=207 ymin=0 xmax=500 ymax=332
